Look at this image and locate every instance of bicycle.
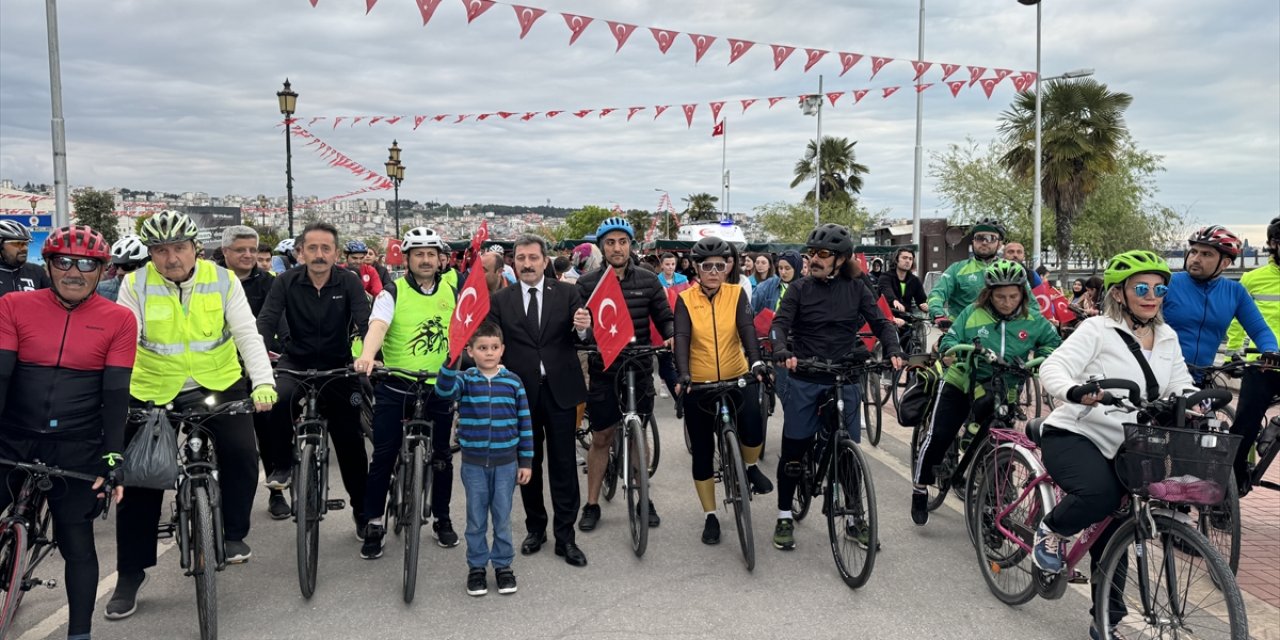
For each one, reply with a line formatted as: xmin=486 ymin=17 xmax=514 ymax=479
xmin=368 ymin=366 xmax=439 ymax=604
xmin=856 ymin=337 xmax=892 ymax=447
xmin=677 ymin=377 xmax=757 ymax=571
xmin=127 ymin=397 xmax=255 ymax=640
xmin=0 ymin=459 xmax=113 ymax=637
xmin=970 ymin=379 xmax=1248 ymax=638
xmin=274 ymin=367 xmax=362 ymax=598
xmin=888 ymin=310 xmax=932 ymax=412
xmin=779 ymin=357 xmax=879 ymax=589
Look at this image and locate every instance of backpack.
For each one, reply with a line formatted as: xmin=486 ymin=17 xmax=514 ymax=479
xmin=897 ymin=361 xmax=942 ymax=428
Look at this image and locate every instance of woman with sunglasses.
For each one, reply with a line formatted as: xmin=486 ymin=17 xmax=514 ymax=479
xmin=673 ymin=236 xmax=773 ymax=545
xmin=1035 ymin=250 xmax=1198 ymax=640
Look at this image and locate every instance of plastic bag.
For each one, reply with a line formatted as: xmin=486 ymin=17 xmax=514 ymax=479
xmin=120 ymin=409 xmax=180 ymax=490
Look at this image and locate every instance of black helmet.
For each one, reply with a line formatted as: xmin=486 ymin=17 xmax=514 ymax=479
xmin=972 ymin=217 xmax=1006 ymax=240
xmin=691 ymin=236 xmax=732 ymax=261
xmin=1269 ymin=217 xmax=1280 ymax=244
xmin=805 ymin=223 xmax=853 ymax=255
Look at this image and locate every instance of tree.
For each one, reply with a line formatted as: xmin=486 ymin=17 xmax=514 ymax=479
xmin=134 ymin=213 xmax=152 ymax=236
xmin=252 ymin=224 xmax=283 ymax=248
xmin=561 ymin=205 xmax=614 ymax=240
xmin=71 ymin=189 xmax=120 ymax=246
xmin=755 ymin=200 xmax=876 ymax=244
xmin=625 ymin=209 xmax=653 ymax=242
xmin=998 ymin=78 xmax=1133 ymax=286
xmin=681 ymin=193 xmax=719 ymax=221
xmin=790 ymin=136 xmax=870 ymax=203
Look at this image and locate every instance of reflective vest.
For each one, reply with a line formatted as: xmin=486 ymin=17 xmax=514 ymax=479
xmin=680 ymin=283 xmax=749 ymax=382
xmin=382 ymin=276 xmax=455 ymax=383
xmin=129 ymin=260 xmax=242 ymax=403
xmin=1227 ymin=262 xmax=1280 ymax=361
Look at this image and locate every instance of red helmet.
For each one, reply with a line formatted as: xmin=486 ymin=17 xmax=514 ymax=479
xmin=1187 ymin=225 xmax=1242 ymax=259
xmin=42 ymin=225 xmax=110 ymax=262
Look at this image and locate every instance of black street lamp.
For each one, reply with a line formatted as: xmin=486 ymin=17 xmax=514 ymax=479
xmin=277 ymin=79 xmax=298 ymax=237
xmin=385 ymin=140 xmax=405 ymax=236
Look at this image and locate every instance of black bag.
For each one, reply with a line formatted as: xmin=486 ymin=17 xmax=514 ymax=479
xmin=120 ymin=408 xmax=180 ymax=490
xmin=897 ymin=362 xmax=942 ymax=427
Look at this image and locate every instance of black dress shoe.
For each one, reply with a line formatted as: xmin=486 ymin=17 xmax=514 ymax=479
xmin=554 ymin=542 xmax=588 ymax=567
xmin=521 ymin=532 xmax=547 ymax=555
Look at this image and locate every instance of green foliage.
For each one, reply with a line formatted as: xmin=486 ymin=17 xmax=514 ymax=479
xmin=562 ymin=205 xmax=614 ymax=240
xmin=755 ymin=200 xmax=875 ymax=244
xmin=252 ymin=225 xmax=283 ymax=248
xmin=682 ymin=193 xmax=719 ymax=221
xmin=625 ymin=209 xmax=653 ymax=241
xmin=71 ymin=189 xmax=120 ymax=246
xmin=790 ymin=136 xmax=870 ymax=203
xmin=134 ymin=213 xmax=152 ymax=235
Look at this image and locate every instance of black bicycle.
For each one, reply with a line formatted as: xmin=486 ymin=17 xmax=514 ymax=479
xmin=275 ymin=367 xmax=362 ymax=598
xmin=888 ymin=310 xmax=932 ymax=412
xmin=782 ymin=357 xmax=879 ymax=589
xmin=678 ymin=377 xmax=756 ymax=570
xmin=128 ymin=397 xmax=254 ymax=640
xmin=369 ymin=367 xmax=438 ymax=604
xmin=0 ymin=459 xmax=113 ymax=636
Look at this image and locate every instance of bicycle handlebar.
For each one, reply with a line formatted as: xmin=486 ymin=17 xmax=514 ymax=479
xmin=0 ymin=457 xmax=117 ymax=520
xmin=276 ymin=367 xmax=358 ymax=379
xmin=369 ymin=366 xmax=435 ymax=382
xmin=128 ymin=398 xmax=256 ymax=422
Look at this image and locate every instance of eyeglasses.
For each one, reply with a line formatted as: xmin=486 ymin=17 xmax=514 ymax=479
xmin=51 ymin=256 xmax=101 ymax=273
xmin=4 ymin=240 xmax=29 ymax=248
xmin=973 ymin=234 xmax=1002 ymax=244
xmin=698 ymin=262 xmax=728 ymax=273
xmin=1131 ymin=283 xmax=1169 ymax=299
xmin=805 ymin=249 xmax=836 ymax=260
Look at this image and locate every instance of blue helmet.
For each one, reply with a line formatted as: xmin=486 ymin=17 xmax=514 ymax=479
xmin=595 ymin=217 xmax=634 ymax=244
xmin=345 ymin=240 xmax=368 ymax=254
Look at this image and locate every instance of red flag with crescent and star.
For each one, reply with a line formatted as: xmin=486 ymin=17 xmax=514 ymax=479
xmin=586 ymin=267 xmax=634 ymax=369
xmin=448 ymin=222 xmax=491 ymax=362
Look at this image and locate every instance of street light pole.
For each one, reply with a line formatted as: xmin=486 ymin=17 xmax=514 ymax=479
xmin=799 ymin=78 xmax=824 ymax=226
xmin=385 ymin=140 xmax=404 ymax=237
xmin=277 ymin=80 xmax=298 ymax=237
xmin=910 ymin=0 xmax=925 ymax=249
xmin=1032 ymin=1 xmax=1043 ymax=272
xmin=44 ymin=0 xmax=69 ymax=227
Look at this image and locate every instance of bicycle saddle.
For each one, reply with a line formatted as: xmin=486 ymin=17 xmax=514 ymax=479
xmin=1024 ymin=418 xmax=1047 ymax=446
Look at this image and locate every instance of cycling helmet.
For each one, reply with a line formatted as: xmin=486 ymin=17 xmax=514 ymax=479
xmin=1103 ymin=250 xmax=1171 ymax=290
xmin=1269 ymin=217 xmax=1280 ymax=244
xmin=805 ymin=223 xmax=853 ymax=255
xmin=0 ymin=220 xmax=32 ymax=243
xmin=139 ymin=210 xmax=198 ymax=246
xmin=345 ymin=240 xmax=368 ymax=254
xmin=42 ymin=225 xmax=110 ymax=262
xmin=110 ymin=235 xmax=148 ymax=265
xmin=984 ymin=259 xmax=1027 ymax=288
xmin=594 ymin=217 xmax=634 ymax=243
xmin=1187 ymin=225 xmax=1242 ymax=260
xmin=690 ymin=236 xmax=732 ymax=261
xmin=971 ymin=217 xmax=1006 ymax=239
xmin=486 ymin=244 xmax=505 ymax=255
xmin=402 ymin=227 xmax=448 ymax=251
xmin=275 ymin=238 xmax=295 ymax=256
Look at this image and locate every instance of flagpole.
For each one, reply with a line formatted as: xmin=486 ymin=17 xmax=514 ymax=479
xmin=720 ymin=117 xmax=727 ymax=218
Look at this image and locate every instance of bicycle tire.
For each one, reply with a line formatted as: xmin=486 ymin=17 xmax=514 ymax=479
xmin=602 ymin=429 xmax=620 ymax=502
xmin=792 ymin=449 xmax=814 ymax=522
xmin=403 ymin=445 xmax=425 ymax=604
xmin=863 ymin=370 xmax=883 ymax=447
xmin=972 ymin=446 xmax=1049 ymax=606
xmin=645 ymin=413 xmax=661 ymax=478
xmin=296 ymin=443 xmax=321 ymax=598
xmin=388 ymin=453 xmax=405 ymax=537
xmin=1095 ymin=514 xmax=1248 ymax=639
xmin=1251 ymin=419 xmax=1280 ymax=487
xmin=624 ymin=417 xmax=650 ymax=557
xmin=889 ymin=366 xmax=907 ymax=416
xmin=720 ymin=428 xmax=754 ymax=571
xmin=909 ymin=423 xmax=948 ymax=512
xmin=191 ymin=486 xmax=218 ymax=640
xmin=0 ymin=522 xmax=30 ymax=636
xmin=1188 ymin=480 xmax=1240 ymax=575
xmin=826 ymin=439 xmax=877 ymax=589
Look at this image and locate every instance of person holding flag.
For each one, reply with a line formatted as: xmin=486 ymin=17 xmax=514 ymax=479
xmin=575 ymin=217 xmax=675 ymax=532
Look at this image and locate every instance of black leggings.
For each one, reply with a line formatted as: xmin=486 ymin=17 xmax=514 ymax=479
xmin=913 ymin=383 xmax=994 ymax=485
xmin=1231 ymin=367 xmax=1280 ymax=490
xmin=775 ymin=435 xmax=814 ymax=512
xmin=683 ymin=383 xmax=763 ymax=482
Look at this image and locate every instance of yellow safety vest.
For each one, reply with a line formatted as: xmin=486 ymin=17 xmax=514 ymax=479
xmin=680 ymin=283 xmax=749 ymax=382
xmin=129 ymin=260 xmax=243 ymax=403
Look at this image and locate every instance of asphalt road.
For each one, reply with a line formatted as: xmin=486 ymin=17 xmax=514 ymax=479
xmin=10 ymin=387 xmax=1270 ymax=640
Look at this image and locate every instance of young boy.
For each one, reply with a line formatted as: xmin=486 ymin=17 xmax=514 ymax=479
xmin=436 ymin=322 xmax=533 ymax=596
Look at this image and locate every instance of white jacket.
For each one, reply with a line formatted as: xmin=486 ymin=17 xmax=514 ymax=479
xmin=1040 ymin=316 xmax=1197 ymax=458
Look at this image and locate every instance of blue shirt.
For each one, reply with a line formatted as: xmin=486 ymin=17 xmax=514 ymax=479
xmin=658 ymin=272 xmax=688 ymax=288
xmin=435 ymin=366 xmax=534 ymax=469
xmin=1163 ymin=271 xmax=1277 ymax=369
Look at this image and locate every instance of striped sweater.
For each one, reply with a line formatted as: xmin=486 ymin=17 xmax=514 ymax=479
xmin=435 ymin=366 xmax=534 ymax=469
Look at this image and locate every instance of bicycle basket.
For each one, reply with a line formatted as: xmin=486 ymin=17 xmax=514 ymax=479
xmin=1115 ymin=424 xmax=1241 ymax=506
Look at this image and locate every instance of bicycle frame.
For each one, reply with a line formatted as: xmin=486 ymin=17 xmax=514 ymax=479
xmin=174 ymin=420 xmax=226 ymax=572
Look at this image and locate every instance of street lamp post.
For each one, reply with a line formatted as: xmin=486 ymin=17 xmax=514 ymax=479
xmin=800 ymin=77 xmax=824 ymax=226
xmin=385 ymin=140 xmax=405 ymax=236
xmin=257 ymin=195 xmax=268 ymax=227
xmin=277 ymin=79 xmax=298 ymax=237
xmin=910 ymin=0 xmax=925 ymax=248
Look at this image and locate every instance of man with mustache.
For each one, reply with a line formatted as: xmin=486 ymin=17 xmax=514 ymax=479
xmin=0 ymin=220 xmax=50 ymax=296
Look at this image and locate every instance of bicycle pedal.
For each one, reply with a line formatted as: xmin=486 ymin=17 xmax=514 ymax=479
xmin=37 ymin=578 xmax=57 ymax=589
xmin=156 ymin=524 xmax=176 ymax=539
xmin=1067 ymin=570 xmax=1089 ymax=584
xmin=325 ymin=499 xmax=346 ymax=510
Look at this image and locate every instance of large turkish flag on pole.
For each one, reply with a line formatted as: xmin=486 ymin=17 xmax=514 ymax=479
xmin=1032 ymin=282 xmax=1077 ymax=324
xmin=447 ymin=222 xmax=491 ymax=362
xmin=586 ymin=268 xmax=634 ymax=369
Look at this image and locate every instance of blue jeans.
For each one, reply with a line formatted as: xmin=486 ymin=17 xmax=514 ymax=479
xmin=364 ymin=382 xmax=455 ymax=523
xmin=461 ymin=461 xmax=518 ymax=569
xmin=779 ymin=375 xmax=862 ymax=444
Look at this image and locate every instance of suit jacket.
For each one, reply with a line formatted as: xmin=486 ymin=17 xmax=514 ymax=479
xmin=486 ymin=278 xmax=587 ymax=411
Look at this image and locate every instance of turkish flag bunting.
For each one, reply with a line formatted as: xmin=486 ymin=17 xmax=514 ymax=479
xmin=911 ymin=60 xmax=933 ymax=81
xmin=826 ymin=91 xmax=844 ymax=107
xmin=992 ymin=68 xmax=1013 ymax=81
xmin=711 ymin=120 xmax=724 ymax=137
xmin=915 ymin=83 xmax=933 ymax=93
xmin=852 ymin=89 xmax=869 ymax=104
xmin=563 ymin=13 xmax=593 ymax=45
xmin=688 ymin=33 xmax=716 ymax=63
xmin=332 ymin=117 xmax=345 ymax=129
xmin=650 ymin=27 xmax=678 ymax=53
xmin=384 ymin=239 xmax=404 ymax=266
xmin=682 ymin=103 xmax=697 ymax=127
xmin=599 ymin=108 xmax=616 ymax=118
xmin=882 ymin=86 xmax=900 ymax=98
xmin=416 ymin=0 xmax=443 ymax=25
xmin=586 ymin=268 xmax=635 ymax=370
xmin=477 ymin=113 xmax=493 ymax=121
xmin=627 ymin=106 xmax=645 ymax=120
xmin=308 ymin=117 xmax=323 ymax=127
xmin=753 ymin=307 xmax=775 ymax=340
xmin=351 ymin=117 xmax=364 ymax=126
xmin=770 ymin=44 xmax=796 ymax=70
xmin=432 ymin=114 xmax=449 ymax=122
xmin=546 ymin=110 xmax=563 ymax=118
xmin=521 ymin=112 xmax=538 ymax=120
xmin=1033 ymin=282 xmax=1077 ymax=324
xmin=947 ymin=81 xmax=965 ymax=97
xmin=767 ymin=96 xmax=786 ymax=108
xmin=463 ymin=0 xmax=494 ymax=23
xmin=309 ymin=0 xmax=318 ymax=6
xmin=512 ymin=5 xmax=545 ymax=39
xmin=447 ymin=254 xmax=491 ymax=362
xmin=607 ymin=21 xmax=636 ymax=51
xmin=496 ymin=111 xmax=513 ymax=119
xmin=803 ymin=48 xmax=828 ymax=72
xmin=857 ymin=295 xmax=897 ymax=351
xmin=454 ymin=114 xmax=472 ymax=123
xmin=1012 ymin=71 xmax=1037 ymax=92
xmin=940 ymin=63 xmax=960 ymax=81
xmin=653 ymin=105 xmax=670 ymax=119
xmin=741 ymin=98 xmax=757 ymax=113
xmin=838 ymin=52 xmax=864 ymax=76
xmin=870 ymin=56 xmax=893 ymax=79
xmin=979 ymin=77 xmax=1001 ymax=98
xmin=573 ymin=109 xmax=593 ymax=118
xmin=367 ymin=116 xmax=383 ymax=125
xmin=728 ymin=38 xmax=754 ymax=64
xmin=709 ymin=101 xmax=725 ymax=121
xmin=967 ymin=65 xmax=987 ymax=86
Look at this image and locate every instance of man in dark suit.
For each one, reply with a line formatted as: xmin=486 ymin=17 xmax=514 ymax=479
xmin=486 ymin=234 xmax=592 ymax=567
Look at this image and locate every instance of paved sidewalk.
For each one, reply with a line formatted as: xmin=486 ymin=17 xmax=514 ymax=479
xmin=1238 ymin=461 xmax=1280 ymax=609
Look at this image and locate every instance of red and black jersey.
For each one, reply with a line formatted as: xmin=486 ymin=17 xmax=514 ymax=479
xmin=0 ymin=289 xmax=136 ymax=448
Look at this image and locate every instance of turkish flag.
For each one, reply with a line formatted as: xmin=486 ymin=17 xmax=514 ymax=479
xmin=1032 ymin=282 xmax=1077 ymax=324
xmin=586 ymin=268 xmax=634 ymax=370
xmin=754 ymin=307 xmax=775 ymax=340
xmin=448 ymin=254 xmax=491 ymax=363
xmin=385 ymin=238 xmax=404 ymax=266
xmin=858 ymin=295 xmax=897 ymax=351
xmin=651 ymin=283 xmax=690 ymax=346
xmin=711 ymin=120 xmax=724 ymax=137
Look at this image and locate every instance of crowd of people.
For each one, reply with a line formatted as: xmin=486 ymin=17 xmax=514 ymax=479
xmin=0 ymin=210 xmax=1277 ymax=639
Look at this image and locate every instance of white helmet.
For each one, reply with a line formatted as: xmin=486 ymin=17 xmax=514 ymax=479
xmin=139 ymin=210 xmax=199 ymax=247
xmin=486 ymin=244 xmax=505 ymax=255
xmin=110 ymin=235 xmax=149 ymax=265
xmin=402 ymin=227 xmax=448 ymax=252
xmin=274 ymin=238 xmax=295 ymax=256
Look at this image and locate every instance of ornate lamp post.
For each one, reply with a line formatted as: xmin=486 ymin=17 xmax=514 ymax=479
xmin=385 ymin=140 xmax=405 ymax=236
xmin=276 ymin=79 xmax=298 ymax=237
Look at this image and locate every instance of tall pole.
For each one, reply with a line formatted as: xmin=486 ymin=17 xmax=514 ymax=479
xmin=720 ymin=117 xmax=728 ymax=218
xmin=910 ymin=0 xmax=925 ymax=250
xmin=814 ymin=74 xmax=824 ymax=225
xmin=1032 ymin=1 xmax=1044 ymax=273
xmin=44 ymin=0 xmax=69 ymax=227
xmin=393 ymin=180 xmax=400 ymax=236
xmin=284 ymin=126 xmax=295 ymax=237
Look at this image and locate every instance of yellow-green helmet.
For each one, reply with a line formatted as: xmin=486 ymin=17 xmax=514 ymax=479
xmin=984 ymin=259 xmax=1026 ymax=288
xmin=1103 ymin=250 xmax=1171 ymax=290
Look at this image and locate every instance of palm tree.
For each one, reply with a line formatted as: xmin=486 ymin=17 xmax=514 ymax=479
xmin=998 ymin=78 xmax=1132 ymax=285
xmin=790 ymin=136 xmax=870 ymax=203
xmin=682 ymin=193 xmax=719 ymax=221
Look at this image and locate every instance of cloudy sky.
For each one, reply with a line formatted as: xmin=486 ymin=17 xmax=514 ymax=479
xmin=0 ymin=0 xmax=1276 ymax=241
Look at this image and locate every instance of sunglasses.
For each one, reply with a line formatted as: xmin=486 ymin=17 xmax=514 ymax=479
xmin=698 ymin=261 xmax=729 ymax=273
xmin=973 ymin=234 xmax=1002 ymax=244
xmin=805 ymin=249 xmax=836 ymax=260
xmin=51 ymin=256 xmax=101 ymax=273
xmin=1131 ymin=283 xmax=1169 ymax=299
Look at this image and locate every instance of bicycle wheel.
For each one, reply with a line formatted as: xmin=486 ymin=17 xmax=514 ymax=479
xmin=862 ymin=370 xmax=883 ymax=447
xmin=295 ymin=443 xmax=321 ymax=598
xmin=971 ymin=446 xmax=1050 ymax=606
xmin=826 ymin=439 xmax=877 ymax=589
xmin=402 ymin=445 xmax=425 ymax=604
xmin=602 ymin=429 xmax=620 ymax=502
xmin=191 ymin=486 xmax=218 ymax=640
xmin=889 ymin=366 xmax=908 ymax=416
xmin=1096 ymin=514 xmax=1248 ymax=639
xmin=0 ymin=522 xmax=29 ymax=636
xmin=624 ymin=417 xmax=650 ymax=557
xmin=1188 ymin=480 xmax=1240 ymax=575
xmin=909 ymin=423 xmax=948 ymax=512
xmin=388 ymin=453 xmax=405 ymax=536
xmin=645 ymin=414 xmax=661 ymax=478
xmin=720 ymin=429 xmax=754 ymax=571
xmin=792 ymin=449 xmax=814 ymax=522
